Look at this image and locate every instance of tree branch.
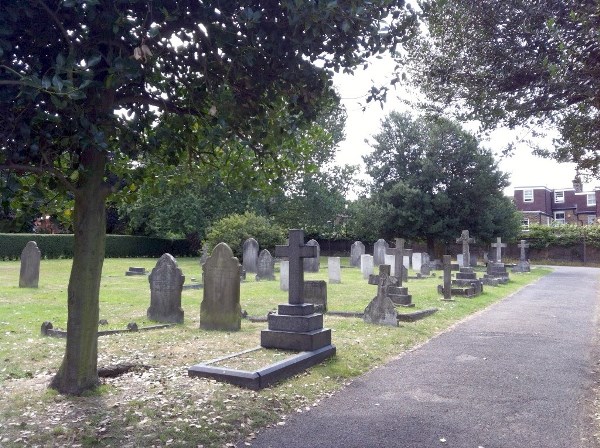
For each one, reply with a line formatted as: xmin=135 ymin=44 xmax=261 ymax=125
xmin=30 ymin=0 xmax=74 ymax=54
xmin=0 ymin=163 xmax=76 ymax=193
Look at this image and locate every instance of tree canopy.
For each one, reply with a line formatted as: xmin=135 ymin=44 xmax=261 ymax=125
xmin=356 ymin=112 xmax=521 ymax=252
xmin=0 ymin=0 xmax=417 ymax=394
xmin=405 ymin=0 xmax=600 ymax=175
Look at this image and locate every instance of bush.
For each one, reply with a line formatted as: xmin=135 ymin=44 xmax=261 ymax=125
xmin=203 ymin=212 xmax=286 ymax=258
xmin=525 ymin=224 xmax=600 ymax=249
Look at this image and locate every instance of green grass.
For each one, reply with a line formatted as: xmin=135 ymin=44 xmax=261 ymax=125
xmin=0 ymin=256 xmax=549 ymax=447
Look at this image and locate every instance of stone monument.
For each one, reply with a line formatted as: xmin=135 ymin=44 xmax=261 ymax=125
xmin=19 ymin=241 xmax=41 ymax=288
xmin=242 ymin=238 xmax=259 ymax=273
xmin=303 ymin=239 xmax=320 ymax=272
xmin=373 ymin=238 xmax=389 ymax=267
xmin=512 ymin=240 xmax=531 ymax=273
xmin=147 ymin=253 xmax=185 ymax=324
xmin=328 ymin=257 xmax=341 ymax=284
xmin=360 ymin=254 xmax=374 ymax=279
xmin=255 ymin=249 xmax=275 ymax=281
xmin=350 ymin=241 xmax=365 ymax=267
xmin=363 ymin=265 xmax=398 ymax=327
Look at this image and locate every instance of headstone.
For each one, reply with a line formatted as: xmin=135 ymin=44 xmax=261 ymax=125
xmin=199 ymin=243 xmax=209 ymax=266
xmin=373 ymin=239 xmax=389 ymax=267
xmin=19 ymin=241 xmax=41 ymax=288
xmin=368 ymin=264 xmax=412 ymax=306
xmin=518 ymin=239 xmax=530 ymax=262
xmin=456 ymin=230 xmax=475 ymax=267
xmin=456 ymin=253 xmax=464 ymax=268
xmin=403 ymin=255 xmax=410 ymax=269
xmin=385 ymin=238 xmax=405 ymax=285
xmin=242 ymin=238 xmax=259 ymax=273
xmin=255 ymin=249 xmax=275 ymax=281
xmin=491 ymin=237 xmax=507 ymax=263
xmin=350 ymin=241 xmax=365 ymax=267
xmin=412 ymin=253 xmax=423 ymax=272
xmin=261 ymin=229 xmax=334 ymax=353
xmin=384 ymin=254 xmax=396 ymax=277
xmin=280 ymin=260 xmax=289 ymax=291
xmin=512 ymin=240 xmax=531 ymax=273
xmin=363 ymin=266 xmax=398 ymax=327
xmin=328 ymin=257 xmax=341 ymax=284
xmin=304 ymin=280 xmax=328 ymax=312
xmin=303 ymin=239 xmax=321 ymax=272
xmin=470 ymin=255 xmax=478 ymax=267
xmin=403 ymin=249 xmax=413 ymax=269
xmin=439 ymin=255 xmax=454 ymax=301
xmin=420 ymin=253 xmax=431 ymax=276
xmin=200 ymin=243 xmax=242 ymax=331
xmin=360 ymin=254 xmax=374 ymax=279
xmin=147 ymin=253 xmax=185 ymax=324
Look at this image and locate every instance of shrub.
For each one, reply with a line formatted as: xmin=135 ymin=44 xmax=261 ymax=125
xmin=203 ymin=212 xmax=286 ymax=258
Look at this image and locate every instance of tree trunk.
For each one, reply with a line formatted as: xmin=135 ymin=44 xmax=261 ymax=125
xmin=50 ymin=149 xmax=108 ymax=395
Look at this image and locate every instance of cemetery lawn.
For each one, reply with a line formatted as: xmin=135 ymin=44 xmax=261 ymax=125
xmin=0 ymin=258 xmax=549 ymax=447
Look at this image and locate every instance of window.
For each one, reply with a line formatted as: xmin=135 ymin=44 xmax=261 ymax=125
xmin=588 ymin=194 xmax=596 ymax=207
xmin=554 ymin=211 xmax=565 ymax=225
xmin=554 ymin=191 xmax=564 ymax=203
xmin=523 ymin=189 xmax=533 ymax=203
xmin=588 ymin=215 xmax=597 ymax=225
xmin=521 ymin=218 xmax=530 ymax=230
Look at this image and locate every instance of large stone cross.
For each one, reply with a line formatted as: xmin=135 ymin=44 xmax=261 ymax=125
xmin=518 ymin=239 xmax=530 ymax=261
xmin=456 ymin=230 xmax=475 ymax=267
xmin=275 ymin=229 xmax=317 ymax=305
xmin=491 ymin=237 xmax=507 ymax=263
xmin=386 ymin=238 xmax=405 ymax=285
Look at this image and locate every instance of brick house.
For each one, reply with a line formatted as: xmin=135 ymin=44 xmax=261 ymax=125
xmin=513 ymin=178 xmax=599 ymax=229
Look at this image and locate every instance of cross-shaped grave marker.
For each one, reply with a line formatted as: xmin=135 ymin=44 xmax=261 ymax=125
xmin=456 ymin=230 xmax=475 ymax=267
xmin=491 ymin=237 xmax=507 ymax=263
xmin=274 ymin=229 xmax=318 ymax=305
xmin=386 ymin=238 xmax=406 ymax=285
xmin=518 ymin=240 xmax=530 ymax=261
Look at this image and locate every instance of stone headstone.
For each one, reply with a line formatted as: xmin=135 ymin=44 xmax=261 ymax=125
xmin=350 ymin=241 xmax=365 ymax=267
xmin=456 ymin=230 xmax=475 ymax=267
xmin=440 ymin=255 xmax=454 ymax=301
xmin=147 ymin=253 xmax=185 ymax=324
xmin=491 ymin=237 xmax=507 ymax=263
xmin=201 ymin=243 xmax=242 ymax=331
xmin=456 ymin=254 xmax=464 ymax=268
xmin=470 ymin=255 xmax=478 ymax=267
xmin=125 ymin=266 xmax=147 ymax=276
xmin=19 ymin=241 xmax=41 ymax=288
xmin=384 ymin=254 xmax=396 ymax=277
xmin=373 ymin=239 xmax=389 ymax=267
xmin=412 ymin=253 xmax=422 ymax=272
xmin=303 ymin=239 xmax=321 ymax=272
xmin=403 ymin=255 xmax=410 ymax=269
xmin=280 ymin=260 xmax=289 ymax=291
xmin=363 ymin=266 xmax=398 ymax=327
xmin=512 ymin=240 xmax=531 ymax=273
xmin=328 ymin=257 xmax=341 ymax=284
xmin=360 ymin=254 xmax=374 ymax=279
xmin=518 ymin=239 xmax=530 ymax=262
xmin=255 ymin=249 xmax=275 ymax=281
xmin=403 ymin=249 xmax=413 ymax=269
xmin=304 ymin=280 xmax=328 ymax=312
xmin=242 ymin=238 xmax=259 ymax=273
xmin=385 ymin=238 xmax=405 ymax=284
xmin=199 ymin=243 xmax=209 ymax=266
xmin=420 ymin=253 xmax=431 ymax=276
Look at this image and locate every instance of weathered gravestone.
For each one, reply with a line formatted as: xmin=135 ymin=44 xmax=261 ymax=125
xmin=328 ymin=257 xmax=341 ymax=284
xmin=512 ymin=240 xmax=531 ymax=273
xmin=304 ymin=280 xmax=328 ymax=312
xmin=255 ymin=249 xmax=275 ymax=281
xmin=438 ymin=255 xmax=454 ymax=301
xmin=385 ymin=238 xmax=408 ymax=286
xmin=403 ymin=249 xmax=413 ymax=269
xmin=363 ymin=265 xmax=398 ymax=327
xmin=456 ymin=230 xmax=475 ymax=267
xmin=199 ymin=242 xmax=209 ymax=266
xmin=449 ymin=231 xmax=482 ymax=297
xmin=485 ymin=237 xmax=510 ymax=283
xmin=456 ymin=254 xmax=464 ymax=268
xmin=147 ymin=253 xmax=185 ymax=324
xmin=360 ymin=254 xmax=374 ymax=279
xmin=491 ymin=237 xmax=507 ymax=263
xmin=303 ymin=239 xmax=321 ymax=272
xmin=200 ymin=243 xmax=242 ymax=331
xmin=384 ymin=254 xmax=396 ymax=278
xmin=19 ymin=241 xmax=41 ymax=288
xmin=373 ymin=239 xmax=389 ymax=267
xmin=279 ymin=260 xmax=289 ymax=291
xmin=350 ymin=241 xmax=365 ymax=267
xmin=412 ymin=252 xmax=423 ymax=272
xmin=125 ymin=266 xmax=147 ymax=276
xmin=368 ymin=259 xmax=413 ymax=307
xmin=242 ymin=238 xmax=259 ymax=273
xmin=420 ymin=253 xmax=432 ymax=276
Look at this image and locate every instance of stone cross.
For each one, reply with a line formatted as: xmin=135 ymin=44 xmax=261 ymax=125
xmin=386 ymin=238 xmax=405 ymax=286
xmin=441 ymin=254 xmax=453 ymax=301
xmin=518 ymin=240 xmax=530 ymax=261
xmin=456 ymin=230 xmax=474 ymax=267
xmin=275 ymin=229 xmax=317 ymax=305
xmin=368 ymin=263 xmax=392 ymax=287
xmin=491 ymin=237 xmax=507 ymax=263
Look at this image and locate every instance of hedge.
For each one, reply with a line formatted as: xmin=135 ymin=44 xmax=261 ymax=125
xmin=524 ymin=224 xmax=600 ymax=249
xmin=0 ymin=234 xmax=194 ymax=260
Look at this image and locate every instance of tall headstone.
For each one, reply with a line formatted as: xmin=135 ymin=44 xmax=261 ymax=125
xmin=201 ymin=243 xmax=242 ymax=331
xmin=456 ymin=230 xmax=475 ymax=267
xmin=280 ymin=260 xmax=289 ymax=291
xmin=19 ymin=241 xmax=41 ymax=288
xmin=373 ymin=239 xmax=389 ymax=267
xmin=440 ymin=255 xmax=454 ymax=301
xmin=491 ymin=237 xmax=507 ymax=263
xmin=384 ymin=254 xmax=396 ymax=277
xmin=304 ymin=280 xmax=328 ymax=311
xmin=412 ymin=253 xmax=423 ymax=272
xmin=403 ymin=249 xmax=413 ymax=269
xmin=350 ymin=241 xmax=365 ymax=267
xmin=242 ymin=238 xmax=259 ymax=273
xmin=420 ymin=253 xmax=431 ymax=276
xmin=255 ymin=249 xmax=275 ymax=281
xmin=303 ymin=239 xmax=321 ymax=272
xmin=360 ymin=254 xmax=374 ymax=279
xmin=385 ymin=238 xmax=405 ymax=285
xmin=328 ymin=257 xmax=341 ymax=284
xmin=456 ymin=254 xmax=464 ymax=268
xmin=147 ymin=253 xmax=185 ymax=324
xmin=363 ymin=265 xmax=398 ymax=327
xmin=512 ymin=240 xmax=531 ymax=273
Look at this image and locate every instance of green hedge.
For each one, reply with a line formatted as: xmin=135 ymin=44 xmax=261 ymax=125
xmin=0 ymin=234 xmax=194 ymax=260
xmin=524 ymin=224 xmax=600 ymax=249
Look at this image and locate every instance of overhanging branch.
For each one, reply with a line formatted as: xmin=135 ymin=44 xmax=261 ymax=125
xmin=0 ymin=163 xmax=76 ymax=193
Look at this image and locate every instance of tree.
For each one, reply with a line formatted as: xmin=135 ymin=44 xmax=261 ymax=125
xmin=361 ymin=112 xmax=521 ymax=253
xmin=404 ymin=0 xmax=600 ymax=175
xmin=0 ymin=1 xmax=417 ymax=394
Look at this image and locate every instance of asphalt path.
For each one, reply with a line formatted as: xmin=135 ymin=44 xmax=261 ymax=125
xmin=246 ymin=267 xmax=600 ymax=448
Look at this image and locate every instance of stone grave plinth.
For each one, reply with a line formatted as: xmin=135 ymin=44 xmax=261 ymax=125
xmin=512 ymin=240 xmax=531 ymax=273
xmin=368 ymin=264 xmax=413 ymax=307
xmin=126 ymin=266 xmax=147 ymax=276
xmin=451 ymin=267 xmax=483 ymax=297
xmin=484 ymin=262 xmax=510 ymax=284
xmin=363 ymin=266 xmax=398 ymax=327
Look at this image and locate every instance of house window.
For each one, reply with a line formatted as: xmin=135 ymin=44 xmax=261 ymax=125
xmin=523 ymin=189 xmax=533 ymax=203
xmin=521 ymin=218 xmax=530 ymax=230
xmin=588 ymin=215 xmax=597 ymax=225
xmin=588 ymin=194 xmax=596 ymax=207
xmin=554 ymin=191 xmax=564 ymax=203
xmin=554 ymin=211 xmax=565 ymax=225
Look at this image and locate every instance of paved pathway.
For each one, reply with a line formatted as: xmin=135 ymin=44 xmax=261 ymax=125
xmin=247 ymin=267 xmax=600 ymax=448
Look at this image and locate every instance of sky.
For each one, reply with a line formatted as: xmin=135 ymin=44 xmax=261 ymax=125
xmin=332 ymin=57 xmax=588 ymax=196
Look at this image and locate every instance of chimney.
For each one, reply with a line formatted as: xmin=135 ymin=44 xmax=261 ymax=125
xmin=573 ymin=176 xmax=583 ymax=192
